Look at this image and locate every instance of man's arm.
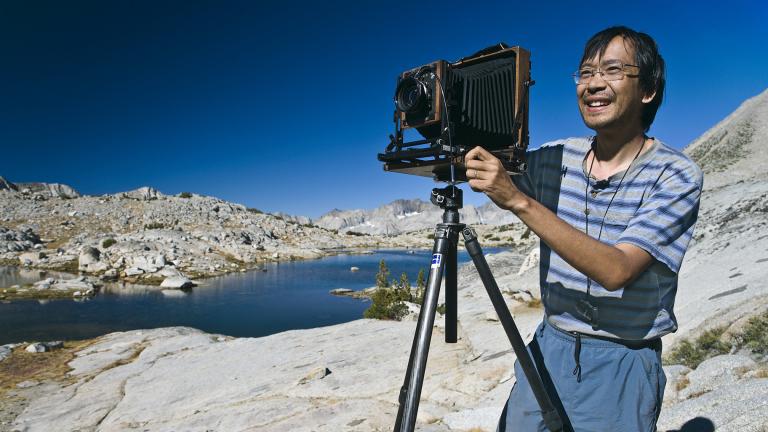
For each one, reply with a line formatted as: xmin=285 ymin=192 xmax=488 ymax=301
xmin=464 ymin=146 xmax=653 ymax=291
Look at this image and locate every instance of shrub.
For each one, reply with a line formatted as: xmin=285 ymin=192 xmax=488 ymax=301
xmin=741 ymin=312 xmax=768 ymax=355
xmin=247 ymin=208 xmax=263 ymax=214
xmin=664 ymin=327 xmax=731 ymax=368
xmin=346 ymin=231 xmax=369 ymax=236
xmin=365 ymin=263 xmax=421 ymax=321
xmin=179 ymin=192 xmax=193 ymax=198
xmin=144 ymin=222 xmax=165 ymax=230
xmin=102 ymin=238 xmax=117 ymax=248
xmin=363 ymin=287 xmax=410 ymax=320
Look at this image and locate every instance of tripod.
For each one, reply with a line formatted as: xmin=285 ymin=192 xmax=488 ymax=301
xmin=393 ymin=185 xmax=564 ymax=432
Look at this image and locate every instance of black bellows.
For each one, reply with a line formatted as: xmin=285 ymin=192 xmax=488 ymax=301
xmin=447 ymin=56 xmax=517 ymax=148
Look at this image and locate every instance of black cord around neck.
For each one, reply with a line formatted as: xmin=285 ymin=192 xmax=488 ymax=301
xmin=583 ymin=137 xmax=646 ymax=298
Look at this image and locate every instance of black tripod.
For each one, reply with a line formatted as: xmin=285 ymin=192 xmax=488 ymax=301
xmin=393 ymin=185 xmax=564 ymax=432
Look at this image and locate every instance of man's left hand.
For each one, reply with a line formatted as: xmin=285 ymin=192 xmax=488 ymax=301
xmin=464 ymin=146 xmax=527 ymax=212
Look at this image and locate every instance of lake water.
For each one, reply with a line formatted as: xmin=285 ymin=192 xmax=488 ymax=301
xmin=0 ymin=248 xmax=508 ymax=345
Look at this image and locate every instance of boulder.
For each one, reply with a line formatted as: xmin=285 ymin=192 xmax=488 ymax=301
xmin=0 ymin=344 xmax=20 ymax=362
xmin=101 ymin=269 xmax=118 ymax=280
xmin=24 ymin=341 xmax=63 ymax=353
xmin=123 ymin=186 xmax=164 ymax=200
xmin=298 ymin=367 xmax=332 ymax=385
xmin=53 ymin=278 xmax=95 ymax=292
xmin=679 ymin=354 xmax=757 ymax=400
xmin=14 ymin=182 xmax=79 ymax=198
xmin=160 ymin=276 xmax=195 ymax=290
xmin=25 ymin=343 xmax=46 ymax=353
xmin=78 ymin=247 xmax=102 ymax=271
xmin=19 ymin=251 xmax=45 ymax=266
xmin=131 ymin=254 xmax=166 ymax=273
xmin=158 ymin=266 xmax=183 ymax=277
xmin=0 ymin=176 xmax=18 ymax=192
xmin=125 ymin=267 xmax=144 ymax=277
xmin=33 ymin=278 xmax=56 ymax=290
xmin=329 ymin=288 xmax=354 ymax=295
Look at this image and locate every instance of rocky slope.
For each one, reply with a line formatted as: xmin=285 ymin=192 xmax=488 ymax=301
xmin=1 ymin=89 xmax=767 ymax=431
xmin=0 ymin=179 xmax=530 ymax=292
xmin=0 ymin=184 xmax=431 ymax=287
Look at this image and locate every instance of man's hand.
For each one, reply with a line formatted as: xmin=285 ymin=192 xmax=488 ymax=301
xmin=465 ymin=147 xmax=653 ymax=291
xmin=464 ymin=146 xmax=528 ymax=213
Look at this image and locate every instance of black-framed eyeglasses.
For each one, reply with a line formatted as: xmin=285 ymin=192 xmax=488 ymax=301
xmin=572 ymin=61 xmax=640 ymax=85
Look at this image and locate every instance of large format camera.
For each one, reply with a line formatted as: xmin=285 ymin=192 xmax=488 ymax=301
xmin=378 ymin=43 xmax=532 ymax=182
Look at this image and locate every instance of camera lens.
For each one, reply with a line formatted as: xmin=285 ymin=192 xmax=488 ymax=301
xmin=395 ymin=77 xmax=427 ymax=113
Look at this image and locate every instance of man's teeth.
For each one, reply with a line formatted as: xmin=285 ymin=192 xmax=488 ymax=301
xmin=588 ymin=101 xmax=610 ymax=107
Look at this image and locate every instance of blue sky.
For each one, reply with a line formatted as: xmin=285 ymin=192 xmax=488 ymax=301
xmin=1 ymin=1 xmax=766 ymax=218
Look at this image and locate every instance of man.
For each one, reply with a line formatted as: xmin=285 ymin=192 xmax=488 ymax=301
xmin=464 ymin=26 xmax=703 ymax=431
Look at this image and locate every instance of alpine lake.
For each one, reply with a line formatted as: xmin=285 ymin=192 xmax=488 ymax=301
xmin=0 ymin=248 xmax=510 ymax=345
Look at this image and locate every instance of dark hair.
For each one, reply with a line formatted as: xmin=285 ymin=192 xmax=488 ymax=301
xmin=580 ymin=26 xmax=665 ymax=131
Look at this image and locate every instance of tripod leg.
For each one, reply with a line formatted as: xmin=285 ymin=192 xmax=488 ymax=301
xmin=461 ymin=228 xmax=565 ymax=432
xmin=393 ymin=226 xmax=457 ymax=432
xmin=444 ymin=241 xmax=457 ymax=343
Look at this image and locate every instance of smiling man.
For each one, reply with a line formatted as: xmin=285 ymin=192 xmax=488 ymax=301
xmin=464 ymin=26 xmax=703 ymax=431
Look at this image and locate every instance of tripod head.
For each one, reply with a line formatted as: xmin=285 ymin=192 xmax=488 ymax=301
xmin=430 ymin=185 xmax=463 ymax=224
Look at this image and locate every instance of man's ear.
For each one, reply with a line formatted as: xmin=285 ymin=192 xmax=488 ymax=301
xmin=642 ymin=89 xmax=657 ymax=104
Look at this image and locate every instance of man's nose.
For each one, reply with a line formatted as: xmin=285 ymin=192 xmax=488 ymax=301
xmin=587 ymin=71 xmax=607 ymax=91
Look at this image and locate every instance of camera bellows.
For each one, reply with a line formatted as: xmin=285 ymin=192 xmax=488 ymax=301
xmin=450 ymin=56 xmax=518 ymax=147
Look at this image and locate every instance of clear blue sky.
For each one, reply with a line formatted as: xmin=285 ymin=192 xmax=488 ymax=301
xmin=1 ymin=1 xmax=766 ymax=218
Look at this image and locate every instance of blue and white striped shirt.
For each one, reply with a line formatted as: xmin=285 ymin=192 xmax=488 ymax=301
xmin=513 ymin=137 xmax=703 ymax=340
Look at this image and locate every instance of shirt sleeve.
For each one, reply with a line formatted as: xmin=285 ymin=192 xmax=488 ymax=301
xmin=617 ymin=165 xmax=703 ymax=273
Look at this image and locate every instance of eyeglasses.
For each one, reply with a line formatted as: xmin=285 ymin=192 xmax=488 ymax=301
xmin=572 ymin=61 xmax=640 ymax=85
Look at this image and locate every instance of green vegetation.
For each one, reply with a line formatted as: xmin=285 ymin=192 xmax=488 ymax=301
xmin=375 ymin=259 xmax=390 ymax=288
xmin=664 ymin=310 xmax=768 ymax=369
xmin=521 ymin=228 xmax=532 ymax=240
xmin=364 ymin=286 xmax=410 ymax=320
xmin=101 ymin=238 xmax=116 ymax=248
xmin=436 ymin=303 xmax=446 ymax=315
xmin=364 ymin=260 xmax=425 ymax=321
xmin=144 ymin=222 xmax=165 ymax=230
xmin=664 ymin=327 xmax=731 ymax=369
xmin=179 ymin=192 xmax=193 ymax=198
xmin=415 ymin=268 xmax=426 ymax=303
xmin=346 ymin=231 xmax=369 ymax=236
xmin=246 ymin=208 xmax=263 ymax=214
xmin=739 ymin=312 xmax=768 ymax=355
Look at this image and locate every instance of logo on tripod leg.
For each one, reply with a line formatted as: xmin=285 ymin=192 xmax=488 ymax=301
xmin=431 ymin=253 xmax=442 ymax=269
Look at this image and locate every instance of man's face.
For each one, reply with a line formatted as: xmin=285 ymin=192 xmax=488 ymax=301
xmin=577 ymin=36 xmax=652 ymax=134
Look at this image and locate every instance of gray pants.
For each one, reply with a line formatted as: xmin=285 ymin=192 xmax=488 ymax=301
xmin=499 ymin=321 xmax=666 ymax=432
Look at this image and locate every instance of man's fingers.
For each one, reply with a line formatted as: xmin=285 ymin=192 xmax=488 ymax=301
xmin=468 ymin=179 xmax=483 ymax=192
xmin=465 ymin=146 xmax=493 ymax=161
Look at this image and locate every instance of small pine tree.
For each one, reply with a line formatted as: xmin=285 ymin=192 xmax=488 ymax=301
xmin=416 ymin=268 xmax=426 ymax=289
xmin=399 ymin=272 xmax=411 ymax=300
xmin=376 ymin=259 xmax=391 ymax=288
xmin=399 ymin=272 xmax=410 ymax=289
xmin=415 ymin=268 xmax=426 ymax=304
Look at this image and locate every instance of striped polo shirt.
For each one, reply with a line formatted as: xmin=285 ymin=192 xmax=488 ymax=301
xmin=513 ymin=137 xmax=703 ymax=340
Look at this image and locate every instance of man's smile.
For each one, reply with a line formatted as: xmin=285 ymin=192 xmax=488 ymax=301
xmin=584 ymin=96 xmax=613 ymax=112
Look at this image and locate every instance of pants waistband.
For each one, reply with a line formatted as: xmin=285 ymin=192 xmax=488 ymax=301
xmin=545 ymin=321 xmax=662 ymax=351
